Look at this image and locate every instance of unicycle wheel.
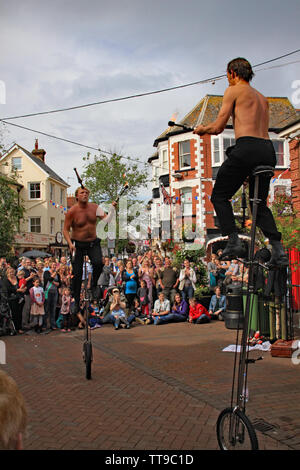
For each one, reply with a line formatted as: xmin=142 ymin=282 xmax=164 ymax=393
xmin=216 ymin=407 xmax=258 ymax=450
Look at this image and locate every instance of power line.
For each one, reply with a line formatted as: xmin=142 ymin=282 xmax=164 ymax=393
xmin=1 ymin=47 xmax=300 ymax=122
xmin=0 ymin=119 xmax=150 ymax=169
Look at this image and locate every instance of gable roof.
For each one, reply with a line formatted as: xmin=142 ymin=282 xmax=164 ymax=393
xmin=154 ymin=94 xmax=300 ymax=146
xmin=2 ymin=144 xmax=69 ymax=187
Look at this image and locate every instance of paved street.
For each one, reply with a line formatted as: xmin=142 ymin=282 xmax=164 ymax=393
xmin=1 ymin=320 xmax=300 ymax=451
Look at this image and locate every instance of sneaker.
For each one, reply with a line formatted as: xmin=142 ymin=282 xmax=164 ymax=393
xmin=145 ymin=318 xmax=151 ymax=325
xmin=220 ymin=233 xmax=246 ymax=260
xmin=136 ymin=317 xmax=145 ymax=325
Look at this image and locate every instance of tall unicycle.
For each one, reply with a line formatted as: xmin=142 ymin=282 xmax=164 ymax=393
xmin=216 ymin=166 xmax=276 ymax=450
xmin=82 ymin=253 xmax=93 ymax=380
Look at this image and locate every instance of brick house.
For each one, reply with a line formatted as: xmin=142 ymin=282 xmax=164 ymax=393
xmin=149 ymin=94 xmax=297 ymax=255
xmin=278 ymin=116 xmax=300 ymax=215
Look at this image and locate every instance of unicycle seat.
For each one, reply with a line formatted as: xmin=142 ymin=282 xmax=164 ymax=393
xmin=252 ymin=166 xmax=274 ymax=178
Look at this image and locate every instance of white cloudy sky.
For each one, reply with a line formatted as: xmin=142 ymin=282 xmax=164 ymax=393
xmin=0 ymin=0 xmax=299 ymax=199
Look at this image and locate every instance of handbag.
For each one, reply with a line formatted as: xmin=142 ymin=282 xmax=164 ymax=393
xmin=44 ymin=282 xmax=53 ymax=300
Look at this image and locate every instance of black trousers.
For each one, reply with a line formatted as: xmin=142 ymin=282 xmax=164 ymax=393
xmin=211 ymin=137 xmax=281 ymax=241
xmin=71 ymin=238 xmax=103 ymax=305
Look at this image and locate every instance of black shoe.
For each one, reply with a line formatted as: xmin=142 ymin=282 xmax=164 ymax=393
xmin=219 ymin=233 xmax=246 ymax=260
xmin=265 ymin=241 xmax=289 ymax=268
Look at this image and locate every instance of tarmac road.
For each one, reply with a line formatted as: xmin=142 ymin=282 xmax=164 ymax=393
xmin=1 ymin=320 xmax=300 ymax=451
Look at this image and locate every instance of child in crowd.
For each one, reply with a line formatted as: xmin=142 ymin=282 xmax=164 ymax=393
xmin=188 ymin=297 xmax=211 ymax=324
xmin=110 ymin=290 xmax=130 ymax=330
xmin=29 ymin=277 xmax=45 ymax=333
xmin=137 ymin=279 xmax=150 ymax=317
xmin=17 ymin=270 xmax=27 ymax=290
xmin=60 ymin=287 xmax=72 ymax=332
xmin=88 ymin=299 xmax=102 ymax=329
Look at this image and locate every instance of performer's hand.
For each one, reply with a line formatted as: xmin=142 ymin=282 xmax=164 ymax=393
xmin=112 ymin=201 xmax=117 ymax=207
xmin=193 ymin=125 xmax=206 ymax=136
xmin=69 ymin=243 xmax=76 ymax=257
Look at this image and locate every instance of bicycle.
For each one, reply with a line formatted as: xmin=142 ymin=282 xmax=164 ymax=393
xmin=216 ymin=165 xmax=276 ymax=451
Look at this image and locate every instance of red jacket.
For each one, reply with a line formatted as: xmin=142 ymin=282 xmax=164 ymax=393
xmin=189 ymin=303 xmax=210 ymax=321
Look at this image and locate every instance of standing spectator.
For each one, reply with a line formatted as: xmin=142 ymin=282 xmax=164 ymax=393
xmin=2 ymin=267 xmax=26 ymax=334
xmin=29 ymin=277 xmax=45 ymax=333
xmin=114 ymin=261 xmax=125 ymax=289
xmin=123 ymin=260 xmax=138 ymax=311
xmin=137 ymin=279 xmax=150 ymax=317
xmin=98 ymin=256 xmax=112 ymax=298
xmin=60 ymin=287 xmax=72 ymax=332
xmin=43 ymin=262 xmax=61 ymax=330
xmin=188 ymin=297 xmax=211 ymax=324
xmin=21 ymin=259 xmax=37 ymax=330
xmin=35 ymin=261 xmax=45 ymax=284
xmin=158 ymin=257 xmax=179 ymax=304
xmin=179 ymin=259 xmax=197 ymax=300
xmin=138 ymin=258 xmax=155 ymax=313
xmin=207 ymin=253 xmax=219 ymax=289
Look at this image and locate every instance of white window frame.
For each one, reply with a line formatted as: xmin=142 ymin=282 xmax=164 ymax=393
xmin=28 ymin=182 xmax=41 ymax=200
xmin=161 ymin=148 xmax=168 ymax=173
xmin=50 ymin=217 xmax=55 ymax=235
xmin=181 ymin=187 xmax=193 ymax=216
xmin=179 ymin=140 xmax=191 ymax=169
xmin=153 ymin=164 xmax=159 ymax=187
xmin=29 ymin=217 xmax=41 ymax=233
xmin=271 ymin=139 xmax=288 ymax=168
xmin=12 ymin=157 xmax=22 ymax=171
xmin=211 ymin=134 xmax=235 ymax=166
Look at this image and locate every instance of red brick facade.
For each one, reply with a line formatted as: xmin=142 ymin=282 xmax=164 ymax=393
xmin=289 ymin=139 xmax=300 ymax=214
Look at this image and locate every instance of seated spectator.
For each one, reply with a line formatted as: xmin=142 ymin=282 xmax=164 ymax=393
xmin=188 ymin=297 xmax=211 ymax=324
xmin=0 ymin=369 xmax=28 ymax=449
xmin=147 ymin=291 xmax=170 ymax=325
xmin=110 ymin=289 xmax=130 ymax=329
xmin=224 ymin=259 xmax=240 ymax=286
xmin=170 ymin=292 xmax=189 ymax=322
xmin=179 ymin=259 xmax=197 ymax=300
xmin=158 ymin=257 xmax=179 ymax=304
xmin=208 ymin=286 xmax=226 ymax=320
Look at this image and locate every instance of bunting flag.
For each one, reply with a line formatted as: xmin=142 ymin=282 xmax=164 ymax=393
xmin=50 ymin=200 xmax=67 ymax=211
xmin=160 ymin=183 xmax=173 ymax=205
xmin=271 ymin=168 xmax=290 ymax=183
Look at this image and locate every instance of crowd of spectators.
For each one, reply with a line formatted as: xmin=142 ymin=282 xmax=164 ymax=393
xmin=207 ymin=249 xmax=249 ymax=292
xmin=0 ymin=248 xmax=234 ymax=335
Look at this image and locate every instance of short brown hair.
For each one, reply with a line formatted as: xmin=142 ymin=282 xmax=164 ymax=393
xmin=75 ymin=187 xmax=90 ymax=199
xmin=227 ymin=57 xmax=254 ymax=82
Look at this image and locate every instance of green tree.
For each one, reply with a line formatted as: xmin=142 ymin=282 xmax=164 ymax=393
xmin=82 ymin=152 xmax=150 ymax=254
xmin=82 ymin=152 xmax=149 ymax=203
xmin=271 ymin=191 xmax=300 ymax=252
xmin=0 ymin=173 xmax=24 ymax=257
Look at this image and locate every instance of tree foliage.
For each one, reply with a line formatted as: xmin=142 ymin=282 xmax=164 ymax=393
xmin=82 ymin=152 xmax=149 ymax=204
xmin=0 ymin=174 xmax=24 ymax=257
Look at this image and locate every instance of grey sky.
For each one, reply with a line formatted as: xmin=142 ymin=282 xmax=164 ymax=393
xmin=1 ymin=0 xmax=299 ymax=198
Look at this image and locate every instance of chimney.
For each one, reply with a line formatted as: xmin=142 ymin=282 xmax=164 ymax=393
xmin=32 ymin=138 xmax=46 ymax=162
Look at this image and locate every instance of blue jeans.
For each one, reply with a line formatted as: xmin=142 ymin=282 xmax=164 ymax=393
xmin=43 ymin=291 xmax=58 ymax=329
xmin=154 ymin=313 xmax=187 ymax=325
xmin=181 ymin=286 xmax=194 ymax=301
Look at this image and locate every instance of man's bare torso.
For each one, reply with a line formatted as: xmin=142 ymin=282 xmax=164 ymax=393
xmin=68 ymin=202 xmax=98 ymax=241
xmin=230 ymin=84 xmax=270 ymax=140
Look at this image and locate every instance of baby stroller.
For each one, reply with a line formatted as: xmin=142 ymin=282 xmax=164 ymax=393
xmin=0 ymin=296 xmax=17 ymax=336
